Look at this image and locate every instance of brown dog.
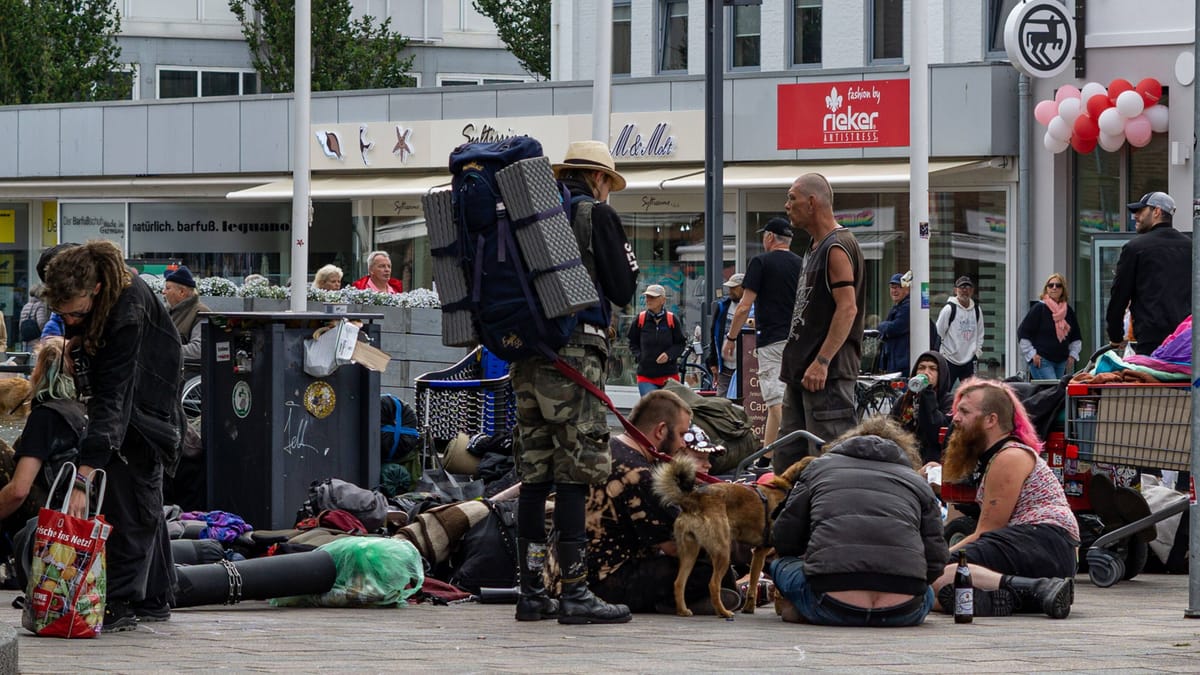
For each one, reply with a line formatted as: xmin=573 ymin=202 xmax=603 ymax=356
xmin=653 ymin=456 xmax=813 ymax=618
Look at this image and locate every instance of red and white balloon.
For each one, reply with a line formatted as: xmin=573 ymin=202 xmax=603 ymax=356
xmin=1034 ymin=77 xmax=1167 ymax=154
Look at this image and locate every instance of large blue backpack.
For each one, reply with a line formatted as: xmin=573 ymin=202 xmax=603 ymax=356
xmin=446 ymin=137 xmax=580 ymax=361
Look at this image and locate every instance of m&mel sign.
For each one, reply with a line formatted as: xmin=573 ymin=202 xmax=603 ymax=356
xmin=777 ymin=79 xmax=910 ymax=150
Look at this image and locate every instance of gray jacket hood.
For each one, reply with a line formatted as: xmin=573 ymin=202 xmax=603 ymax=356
xmin=827 ymin=434 xmax=914 ymax=469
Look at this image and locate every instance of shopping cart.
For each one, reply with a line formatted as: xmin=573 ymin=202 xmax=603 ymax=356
xmin=413 ymin=347 xmax=515 ymax=473
xmin=1065 ymin=381 xmax=1192 ymax=587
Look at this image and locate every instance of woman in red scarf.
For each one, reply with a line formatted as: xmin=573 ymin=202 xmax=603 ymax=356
xmin=1017 ymin=273 xmax=1082 ymax=380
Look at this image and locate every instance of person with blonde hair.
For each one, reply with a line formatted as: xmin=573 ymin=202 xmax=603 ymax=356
xmin=41 ymin=239 xmax=181 ymax=631
xmin=313 ymin=264 xmax=344 ymax=291
xmin=1017 ymin=273 xmax=1082 ymax=379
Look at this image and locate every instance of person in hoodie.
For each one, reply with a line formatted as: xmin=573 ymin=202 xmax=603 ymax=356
xmin=769 ymin=416 xmax=947 ymax=627
xmin=936 ymin=276 xmax=985 ymax=387
xmin=889 ymin=351 xmax=953 ymax=465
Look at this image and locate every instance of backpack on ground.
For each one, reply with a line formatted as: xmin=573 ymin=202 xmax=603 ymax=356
xmin=636 ymin=310 xmax=675 ymax=329
xmin=296 ymin=478 xmax=388 ymax=532
xmin=380 ymin=393 xmax=419 ymax=464
xmin=423 ymin=136 xmax=599 ymax=361
xmin=447 ymin=499 xmax=518 ymax=594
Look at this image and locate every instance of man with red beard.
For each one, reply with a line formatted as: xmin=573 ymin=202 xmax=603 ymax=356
xmin=931 ymin=378 xmax=1078 ymax=619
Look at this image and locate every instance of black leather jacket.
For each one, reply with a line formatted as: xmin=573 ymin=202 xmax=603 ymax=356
xmin=71 ymin=275 xmax=183 ymax=470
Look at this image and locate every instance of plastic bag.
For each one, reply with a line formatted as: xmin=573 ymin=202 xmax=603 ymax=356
xmin=23 ymin=463 xmax=110 ymax=638
xmin=303 ymin=320 xmax=359 ymax=377
xmin=271 ymin=537 xmax=424 ymax=608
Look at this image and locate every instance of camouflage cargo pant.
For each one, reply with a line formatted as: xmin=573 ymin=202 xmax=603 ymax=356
xmin=510 ymin=342 xmax=611 ymax=485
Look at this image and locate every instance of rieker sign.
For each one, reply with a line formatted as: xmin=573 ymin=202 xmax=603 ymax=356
xmin=777 ymin=79 xmax=910 ymax=150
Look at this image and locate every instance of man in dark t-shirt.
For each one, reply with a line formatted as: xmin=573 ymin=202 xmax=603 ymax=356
xmin=722 ymin=217 xmax=803 ymax=447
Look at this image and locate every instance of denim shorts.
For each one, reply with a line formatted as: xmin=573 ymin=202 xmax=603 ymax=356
xmin=770 ymin=557 xmax=934 ymax=627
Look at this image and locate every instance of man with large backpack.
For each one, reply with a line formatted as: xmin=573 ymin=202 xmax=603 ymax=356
xmin=512 ymin=141 xmax=639 ymax=625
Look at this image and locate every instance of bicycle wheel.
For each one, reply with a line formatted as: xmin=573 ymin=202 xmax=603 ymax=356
xmin=181 ymin=374 xmax=202 ymax=420
xmin=857 ymin=383 xmax=897 ymax=418
xmin=680 ymin=363 xmax=714 ymax=391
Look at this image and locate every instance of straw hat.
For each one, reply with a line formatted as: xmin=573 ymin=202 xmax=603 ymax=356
xmin=552 ymin=140 xmax=626 ymax=192
xmin=440 ymin=432 xmax=480 ymax=476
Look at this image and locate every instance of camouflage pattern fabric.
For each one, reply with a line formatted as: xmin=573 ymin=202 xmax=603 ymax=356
xmin=0 ymin=439 xmax=43 ymax=540
xmin=510 ymin=336 xmax=611 ymax=486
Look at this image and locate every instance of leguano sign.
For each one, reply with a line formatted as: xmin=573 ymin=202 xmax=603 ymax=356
xmin=777 ymin=79 xmax=910 ymax=150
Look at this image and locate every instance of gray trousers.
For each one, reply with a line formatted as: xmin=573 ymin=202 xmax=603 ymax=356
xmin=774 ymin=377 xmax=858 ymax=473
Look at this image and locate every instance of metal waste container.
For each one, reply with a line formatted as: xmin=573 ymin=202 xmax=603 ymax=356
xmin=200 ymin=312 xmax=382 ymax=529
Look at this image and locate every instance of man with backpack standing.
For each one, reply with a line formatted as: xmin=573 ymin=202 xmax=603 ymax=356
xmin=512 ymin=140 xmax=639 ymax=625
xmin=936 ymin=276 xmax=986 ymax=387
xmin=628 ymin=284 xmax=685 ymax=395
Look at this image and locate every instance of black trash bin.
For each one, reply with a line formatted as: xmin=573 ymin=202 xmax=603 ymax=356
xmin=200 ymin=312 xmax=382 ymax=530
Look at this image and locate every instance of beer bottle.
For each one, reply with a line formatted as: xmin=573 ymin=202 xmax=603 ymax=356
xmin=954 ymin=550 xmax=973 ymax=624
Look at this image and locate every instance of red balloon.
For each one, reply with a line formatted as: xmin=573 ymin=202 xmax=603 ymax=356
xmin=1135 ymin=77 xmax=1162 ymax=106
xmin=1085 ymin=93 xmax=1113 ymax=120
xmin=1108 ymin=78 xmax=1134 ymax=104
xmin=1071 ymin=134 xmax=1098 ymax=154
xmin=1073 ymin=113 xmax=1100 ymax=142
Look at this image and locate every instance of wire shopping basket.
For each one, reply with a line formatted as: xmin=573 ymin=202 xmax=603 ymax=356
xmin=1065 ymin=382 xmax=1192 ymax=471
xmin=413 ymin=347 xmax=514 ymax=472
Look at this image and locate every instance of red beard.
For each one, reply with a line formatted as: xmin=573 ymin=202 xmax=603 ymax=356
xmin=942 ymin=418 xmax=987 ymax=482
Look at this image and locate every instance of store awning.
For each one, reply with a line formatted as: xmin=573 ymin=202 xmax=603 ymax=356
xmin=226 ymin=159 xmax=990 ymax=201
xmin=653 ymin=159 xmax=985 ymax=190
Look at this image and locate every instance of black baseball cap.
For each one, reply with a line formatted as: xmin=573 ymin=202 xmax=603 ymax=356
xmin=757 ymin=217 xmax=792 ymax=237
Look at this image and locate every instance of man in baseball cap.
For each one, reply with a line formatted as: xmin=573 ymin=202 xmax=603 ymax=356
xmin=877 ymin=272 xmax=912 ymax=374
xmin=1107 ymin=190 xmax=1191 ymax=354
xmin=709 ymin=274 xmax=748 ymax=395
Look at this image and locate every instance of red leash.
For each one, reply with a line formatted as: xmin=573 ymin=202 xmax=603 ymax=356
xmin=551 ymin=357 xmax=721 ymax=484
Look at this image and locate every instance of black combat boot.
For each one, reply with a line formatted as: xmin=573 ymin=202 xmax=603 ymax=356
xmin=515 ymin=540 xmax=559 ymax=621
xmin=937 ymin=584 xmax=1014 ymax=617
xmin=556 ymin=540 xmax=631 ymax=625
xmin=1000 ymin=575 xmax=1073 ymax=619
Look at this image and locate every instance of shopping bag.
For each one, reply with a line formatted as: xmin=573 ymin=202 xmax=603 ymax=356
xmin=23 ymin=463 xmax=110 ymax=638
xmin=303 ymin=319 xmax=360 ymax=377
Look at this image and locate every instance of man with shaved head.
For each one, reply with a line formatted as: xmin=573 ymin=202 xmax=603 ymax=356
xmin=773 ymin=173 xmax=865 ymax=471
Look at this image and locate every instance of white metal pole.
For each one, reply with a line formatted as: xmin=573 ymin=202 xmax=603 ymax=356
xmin=592 ymin=0 xmax=613 ymax=144
xmin=290 ymin=0 xmax=312 ymax=312
xmin=1186 ymin=0 xmax=1200 ymax=618
xmin=908 ymin=0 xmax=930 ymax=362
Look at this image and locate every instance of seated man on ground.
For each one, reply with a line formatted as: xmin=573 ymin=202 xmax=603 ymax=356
xmin=889 ymin=350 xmax=954 ymax=466
xmin=548 ymin=390 xmax=739 ymax=614
xmin=770 ymin=416 xmax=947 ymax=627
xmin=931 ymin=378 xmax=1078 ymax=619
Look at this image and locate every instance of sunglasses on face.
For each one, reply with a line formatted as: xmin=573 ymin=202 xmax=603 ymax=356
xmin=1046 ymin=283 xmax=1063 ymax=289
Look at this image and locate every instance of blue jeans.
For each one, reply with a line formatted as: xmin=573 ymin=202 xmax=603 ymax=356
xmin=769 ymin=557 xmax=934 ymax=627
xmin=1029 ymin=359 xmax=1066 ymax=380
xmin=637 ymin=380 xmax=663 ymax=396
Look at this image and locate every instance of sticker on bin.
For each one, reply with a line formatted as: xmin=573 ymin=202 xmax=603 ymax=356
xmin=216 ymin=342 xmax=231 ymax=362
xmin=233 ymin=381 xmax=252 ymax=419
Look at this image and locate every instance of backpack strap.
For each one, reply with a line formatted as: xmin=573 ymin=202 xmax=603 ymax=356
xmin=637 ymin=310 xmax=646 ymax=329
xmin=549 ymin=357 xmax=719 ymax=484
xmin=666 ymin=311 xmax=675 ymax=329
xmin=381 ymin=394 xmax=419 ymax=463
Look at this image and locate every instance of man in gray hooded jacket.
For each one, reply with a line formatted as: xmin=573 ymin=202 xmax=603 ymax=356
xmin=769 ymin=417 xmax=947 ymax=626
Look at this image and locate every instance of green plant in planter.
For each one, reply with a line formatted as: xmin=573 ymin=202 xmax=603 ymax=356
xmin=196 ymin=277 xmax=238 ymax=297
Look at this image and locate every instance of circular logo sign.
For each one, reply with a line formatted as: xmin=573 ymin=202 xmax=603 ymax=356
xmin=1004 ymin=1 xmax=1075 ymax=79
xmin=232 ymin=380 xmax=252 ymax=419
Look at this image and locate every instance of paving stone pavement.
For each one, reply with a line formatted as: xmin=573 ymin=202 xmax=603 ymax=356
xmin=6 ymin=573 xmax=1200 ymax=673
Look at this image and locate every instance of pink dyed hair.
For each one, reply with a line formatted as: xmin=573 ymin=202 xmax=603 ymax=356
xmin=951 ymin=377 xmax=1043 ymax=451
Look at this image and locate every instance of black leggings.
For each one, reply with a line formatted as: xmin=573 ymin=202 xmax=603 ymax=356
xmin=518 ymin=481 xmax=587 ymax=543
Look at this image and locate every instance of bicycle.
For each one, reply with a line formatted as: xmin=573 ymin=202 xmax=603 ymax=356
xmin=854 ymin=375 xmax=906 ymax=418
xmin=677 ymin=338 xmax=714 ymax=391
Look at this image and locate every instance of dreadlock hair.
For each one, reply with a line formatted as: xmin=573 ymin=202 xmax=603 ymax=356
xmin=557 ymin=167 xmax=605 ymax=198
xmin=40 ymin=240 xmax=131 ymax=357
xmin=28 ymin=336 xmax=75 ymax=403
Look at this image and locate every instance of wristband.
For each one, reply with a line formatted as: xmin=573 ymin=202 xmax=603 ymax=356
xmin=725 ymin=334 xmax=736 ymax=342
xmin=815 ymin=355 xmax=831 ymax=366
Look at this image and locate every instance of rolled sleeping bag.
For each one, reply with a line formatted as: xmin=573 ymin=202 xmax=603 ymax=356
xmin=170 ymin=538 xmax=226 ymax=566
xmin=173 ymin=550 xmax=336 ymax=608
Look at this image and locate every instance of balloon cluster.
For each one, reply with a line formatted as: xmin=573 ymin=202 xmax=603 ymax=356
xmin=1035 ymin=78 xmax=1168 ymax=154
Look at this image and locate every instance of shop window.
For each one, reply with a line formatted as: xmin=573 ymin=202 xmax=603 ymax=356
xmin=660 ymin=0 xmax=688 ymax=73
xmin=614 ymin=2 xmax=632 ymax=76
xmin=731 ymin=4 xmax=761 ymax=69
xmin=869 ymin=0 xmax=903 ymax=63
xmin=987 ymin=0 xmax=1021 ymax=54
xmin=374 ymin=215 xmax=432 ymax=293
xmin=792 ymin=0 xmax=822 ymax=66
xmin=0 ymin=203 xmax=32 ymax=346
xmin=1072 ymin=128 xmax=1169 ymax=353
xmin=158 ymin=67 xmax=258 ymax=99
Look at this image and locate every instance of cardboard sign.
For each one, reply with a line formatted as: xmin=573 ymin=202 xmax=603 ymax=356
xmin=777 ymin=79 xmax=910 ymax=150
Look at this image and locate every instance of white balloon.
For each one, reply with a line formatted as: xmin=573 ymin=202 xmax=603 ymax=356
xmin=1144 ymin=104 xmax=1169 ymax=133
xmin=1098 ymin=107 xmax=1125 ymax=135
xmin=1044 ymin=131 xmax=1069 ymax=153
xmin=1047 ymin=116 xmax=1073 ymax=142
xmin=1080 ymin=82 xmax=1107 ymax=104
xmin=1098 ymin=131 xmax=1125 ymax=153
xmin=1115 ymin=89 xmax=1145 ymax=118
xmin=1057 ymin=97 xmax=1083 ymax=123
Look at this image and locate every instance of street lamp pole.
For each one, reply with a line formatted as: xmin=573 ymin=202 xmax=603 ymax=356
xmin=290 ymin=0 xmax=311 ymax=312
xmin=703 ymin=0 xmax=725 ymax=343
